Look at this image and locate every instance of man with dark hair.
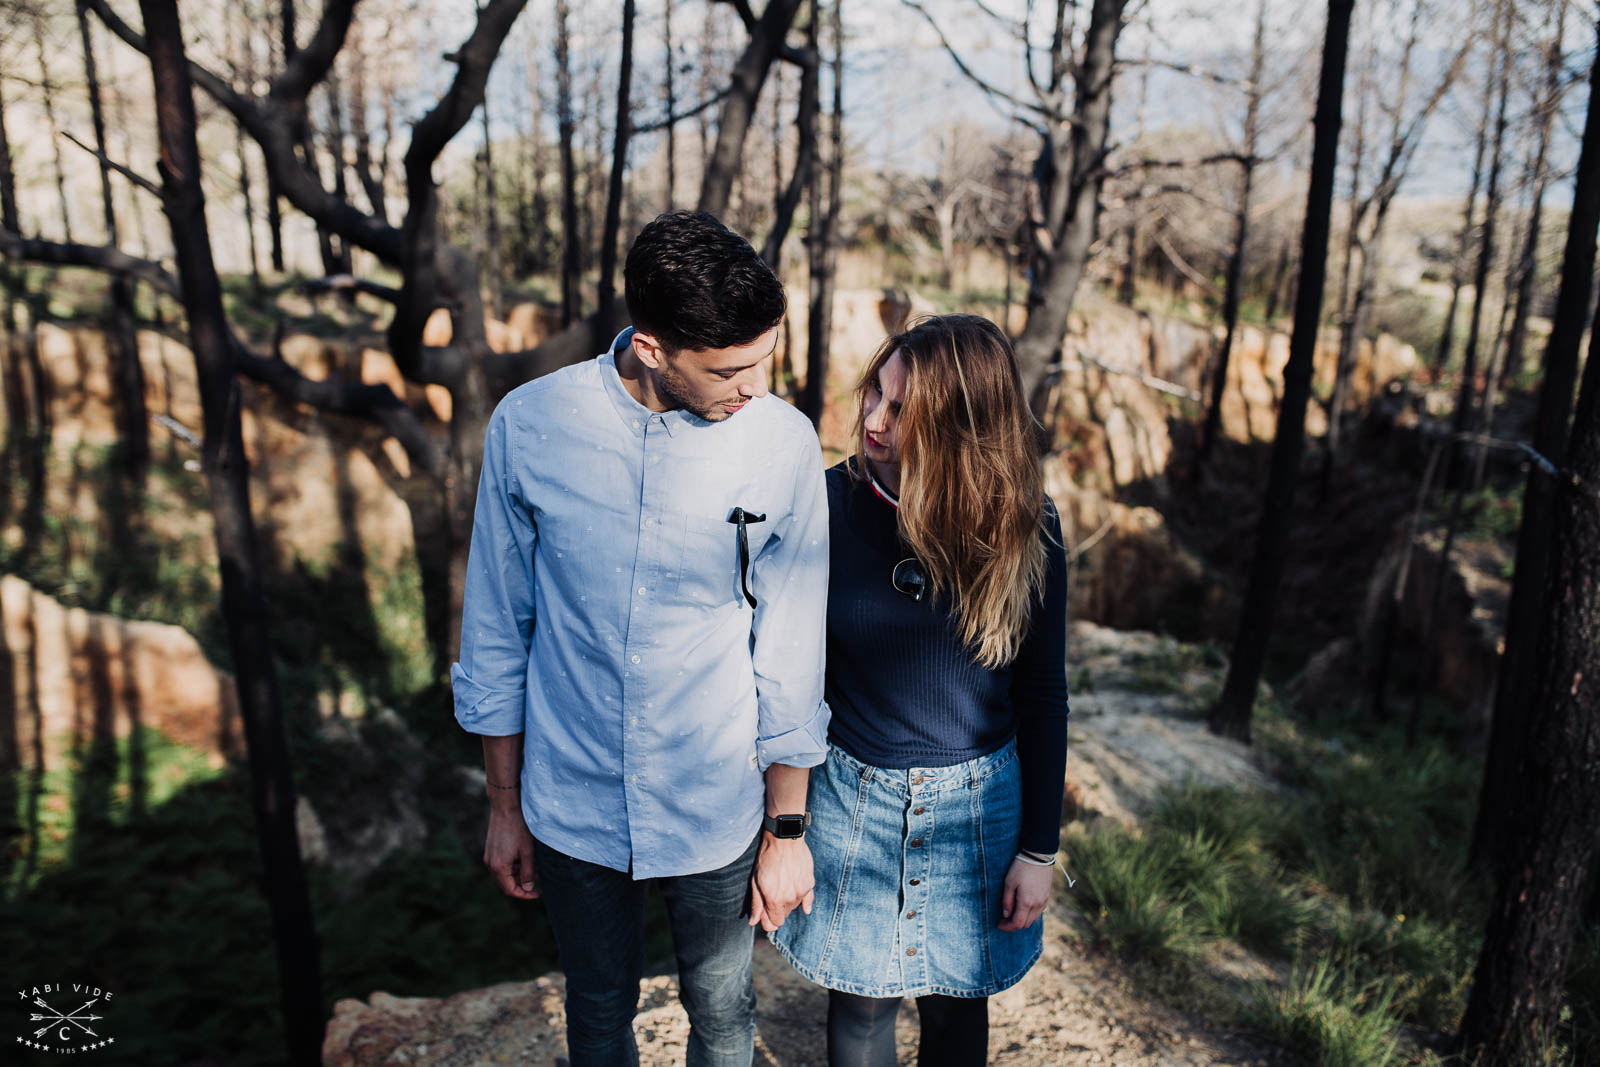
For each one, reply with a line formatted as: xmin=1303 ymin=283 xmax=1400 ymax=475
xmin=452 ymin=210 xmax=828 ymax=1066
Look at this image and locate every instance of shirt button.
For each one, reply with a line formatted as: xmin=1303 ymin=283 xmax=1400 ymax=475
xmin=637 ymin=586 xmax=647 ymax=596
xmin=631 ymin=655 xmax=641 ymax=664
xmin=910 ymin=838 xmax=924 ymax=848
xmin=906 ymin=947 xmax=918 ymax=956
xmin=913 ymin=807 xmax=926 ymax=815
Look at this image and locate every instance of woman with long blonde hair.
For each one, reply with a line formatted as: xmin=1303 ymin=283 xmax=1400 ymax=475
xmin=771 ymin=314 xmax=1070 ymax=1065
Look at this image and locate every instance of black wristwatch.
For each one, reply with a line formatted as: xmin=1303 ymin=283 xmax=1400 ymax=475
xmin=762 ymin=812 xmax=812 ymax=839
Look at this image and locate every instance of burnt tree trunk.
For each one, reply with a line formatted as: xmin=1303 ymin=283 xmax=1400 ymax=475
xmin=230 ymin=3 xmax=264 ymax=294
xmin=1200 ymin=0 xmax=1266 ymax=464
xmin=1503 ymin=0 xmax=1568 ymax=385
xmin=698 ymin=0 xmax=806 ymax=218
xmin=1453 ymin=0 xmax=1511 ymax=482
xmin=801 ymin=0 xmax=841 ymax=427
xmin=77 ymin=0 xmax=149 ymax=476
xmin=1469 ymin=13 xmax=1600 ymax=879
xmin=136 ymin=1 xmax=323 ymax=1063
xmin=597 ymin=0 xmax=636 ymax=335
xmin=1436 ymin=56 xmax=1495 ymax=377
xmin=556 ymin=0 xmax=581 ymax=325
xmin=1210 ymin=0 xmax=1354 ymax=742
xmin=1458 ymin=58 xmax=1600 ymax=1049
xmin=33 ymin=13 xmax=75 ymax=242
xmin=664 ymin=0 xmax=676 ymax=207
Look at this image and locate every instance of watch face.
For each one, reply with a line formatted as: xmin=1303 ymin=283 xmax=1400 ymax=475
xmin=771 ymin=814 xmax=806 ymax=838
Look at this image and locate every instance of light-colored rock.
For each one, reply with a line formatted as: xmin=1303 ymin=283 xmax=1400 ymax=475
xmin=1064 ymin=622 xmax=1275 ymax=827
xmin=0 ymin=574 xmax=240 ymax=770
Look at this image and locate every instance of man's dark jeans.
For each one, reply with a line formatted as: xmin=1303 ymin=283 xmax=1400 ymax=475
xmin=532 ymin=832 xmax=761 ymax=1067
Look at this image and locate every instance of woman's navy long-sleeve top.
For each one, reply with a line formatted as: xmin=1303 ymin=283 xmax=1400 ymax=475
xmin=822 ymin=459 xmax=1071 ymax=855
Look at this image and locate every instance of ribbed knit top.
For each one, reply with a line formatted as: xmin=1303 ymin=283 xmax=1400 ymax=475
xmin=823 ymin=459 xmax=1071 ymax=855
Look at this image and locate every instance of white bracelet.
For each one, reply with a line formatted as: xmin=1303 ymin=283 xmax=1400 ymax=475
xmin=1014 ymin=850 xmax=1077 ymax=887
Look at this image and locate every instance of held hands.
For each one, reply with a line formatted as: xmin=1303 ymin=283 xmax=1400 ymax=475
xmin=484 ymin=804 xmax=540 ymax=900
xmin=998 ymin=855 xmax=1055 ymax=931
xmin=749 ymin=834 xmax=815 ymax=933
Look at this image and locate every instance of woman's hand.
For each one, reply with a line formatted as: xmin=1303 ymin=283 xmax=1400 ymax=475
xmin=997 ymin=856 xmax=1054 ymax=931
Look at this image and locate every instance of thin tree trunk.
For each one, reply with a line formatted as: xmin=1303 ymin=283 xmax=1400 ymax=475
xmin=1452 ymin=0 xmax=1512 ymax=478
xmin=1200 ymin=0 xmax=1266 ymax=464
xmin=598 ymin=0 xmax=636 ymax=334
xmin=325 ymin=68 xmax=356 ymax=278
xmin=1468 ymin=12 xmax=1600 ymax=878
xmin=1210 ymin=0 xmax=1354 ymax=742
xmin=664 ymin=0 xmax=676 ymax=208
xmin=802 ymin=0 xmax=841 ymax=426
xmin=77 ymin=0 xmax=148 ymax=477
xmin=0 ymin=73 xmax=17 ymax=235
xmin=349 ymin=32 xmax=389 ymax=225
xmin=556 ymin=0 xmax=581 ymax=325
xmin=135 ymin=2 xmax=322 ymax=1064
xmin=33 ymin=14 xmax=75 ymax=242
xmin=231 ymin=2 xmax=263 ymax=295
xmin=1458 ymin=68 xmax=1600 ymax=1050
xmin=1328 ymin=28 xmax=1373 ymax=459
xmin=1436 ymin=57 xmax=1495 ymax=377
xmin=478 ymin=5 xmax=504 ymax=321
xmin=1503 ymin=0 xmax=1568 ymax=386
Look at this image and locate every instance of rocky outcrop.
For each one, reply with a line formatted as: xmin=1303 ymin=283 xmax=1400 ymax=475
xmin=1357 ymin=527 xmax=1508 ymax=732
xmin=1043 ymin=458 xmax=1229 ymax=636
xmin=0 ymin=574 xmax=239 ymax=771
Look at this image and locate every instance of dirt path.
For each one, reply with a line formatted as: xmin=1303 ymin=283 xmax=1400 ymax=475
xmin=325 ymin=623 xmax=1289 ymax=1065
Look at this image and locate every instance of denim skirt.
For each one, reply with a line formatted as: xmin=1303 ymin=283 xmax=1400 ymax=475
xmin=770 ymin=739 xmax=1042 ymax=998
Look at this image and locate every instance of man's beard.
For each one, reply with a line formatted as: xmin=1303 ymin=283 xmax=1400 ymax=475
xmin=657 ymin=359 xmax=736 ymax=422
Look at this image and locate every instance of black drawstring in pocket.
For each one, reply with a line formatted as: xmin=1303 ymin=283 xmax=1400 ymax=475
xmin=726 ymin=507 xmax=766 ymax=609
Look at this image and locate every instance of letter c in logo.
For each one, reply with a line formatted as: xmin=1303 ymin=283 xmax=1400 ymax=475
xmin=60 ymin=1026 xmax=70 ymax=1041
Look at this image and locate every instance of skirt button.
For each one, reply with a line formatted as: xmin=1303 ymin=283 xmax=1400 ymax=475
xmin=906 ymin=947 xmax=918 ymax=956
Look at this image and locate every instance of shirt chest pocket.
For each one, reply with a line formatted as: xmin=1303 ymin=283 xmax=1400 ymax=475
xmin=674 ymin=501 xmax=777 ymax=609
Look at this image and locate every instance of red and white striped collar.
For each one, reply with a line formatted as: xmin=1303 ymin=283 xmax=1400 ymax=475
xmin=865 ymin=467 xmax=900 ymax=510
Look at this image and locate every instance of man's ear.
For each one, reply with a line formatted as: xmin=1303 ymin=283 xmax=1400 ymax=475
xmin=630 ymin=331 xmax=670 ymax=370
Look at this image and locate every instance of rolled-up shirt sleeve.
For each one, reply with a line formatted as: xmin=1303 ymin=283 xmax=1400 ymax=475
xmin=749 ymin=430 xmax=831 ymax=771
xmin=451 ymin=403 xmax=537 ymax=737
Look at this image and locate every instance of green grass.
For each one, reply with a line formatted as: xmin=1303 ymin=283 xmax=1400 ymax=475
xmin=1245 ymin=958 xmax=1403 ymax=1067
xmin=1061 ymin=699 xmax=1512 ymax=1061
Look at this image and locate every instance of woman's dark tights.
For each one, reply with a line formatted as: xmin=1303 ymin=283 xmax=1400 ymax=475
xmin=826 ymin=990 xmax=988 ymax=1067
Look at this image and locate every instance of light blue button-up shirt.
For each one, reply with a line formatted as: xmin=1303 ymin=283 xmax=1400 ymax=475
xmin=451 ymin=330 xmax=830 ymax=878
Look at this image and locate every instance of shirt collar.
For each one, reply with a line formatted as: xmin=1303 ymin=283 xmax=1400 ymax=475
xmin=597 ymin=327 xmax=692 ymax=438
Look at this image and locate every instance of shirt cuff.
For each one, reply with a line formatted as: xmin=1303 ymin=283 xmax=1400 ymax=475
xmin=451 ymin=663 xmax=527 ymax=736
xmin=755 ymin=701 xmax=831 ymax=772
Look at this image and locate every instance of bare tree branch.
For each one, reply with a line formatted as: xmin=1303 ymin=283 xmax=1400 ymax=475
xmin=720 ymin=0 xmax=758 ymax=32
xmin=900 ymin=0 xmax=1062 ymax=123
xmin=1 ymin=230 xmax=178 ymax=294
xmin=1118 ymin=55 xmax=1242 ymax=89
xmin=83 ymin=0 xmax=406 ymax=262
xmin=1102 ymin=151 xmax=1254 ymax=178
xmin=298 ymin=273 xmax=404 ymax=302
xmin=82 ymin=0 xmax=260 ymax=128
xmin=634 ymin=87 xmax=731 ymax=133
xmin=0 ymin=228 xmax=446 ymax=477
xmin=60 ymin=129 xmax=162 ymax=197
xmin=273 ymin=0 xmax=359 ymax=103
xmin=230 ymin=336 xmax=447 ymax=479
